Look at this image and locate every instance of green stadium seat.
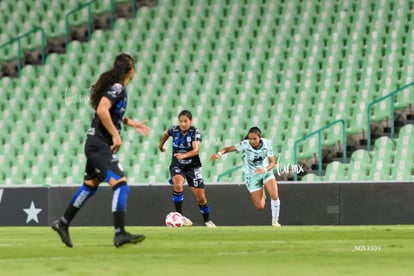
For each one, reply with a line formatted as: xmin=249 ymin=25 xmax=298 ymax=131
xmin=1 ymin=0 xmax=414 ymax=184
xmin=301 ymin=173 xmax=323 ymax=182
xmin=324 ymin=161 xmax=350 ymax=182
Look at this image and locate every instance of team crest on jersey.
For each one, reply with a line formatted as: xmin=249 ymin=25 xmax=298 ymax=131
xmin=187 ymin=136 xmax=192 ymax=143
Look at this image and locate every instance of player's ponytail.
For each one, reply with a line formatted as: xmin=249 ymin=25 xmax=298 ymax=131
xmin=244 ymin=126 xmax=262 ymax=139
xmin=89 ymin=53 xmax=135 ymax=109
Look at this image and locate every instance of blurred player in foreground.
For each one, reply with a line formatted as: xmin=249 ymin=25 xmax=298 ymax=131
xmin=52 ymin=53 xmax=150 ymax=247
xmin=210 ymin=127 xmax=281 ymax=226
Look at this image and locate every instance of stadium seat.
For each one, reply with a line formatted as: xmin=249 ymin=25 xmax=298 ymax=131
xmin=1 ymin=0 xmax=413 ymax=184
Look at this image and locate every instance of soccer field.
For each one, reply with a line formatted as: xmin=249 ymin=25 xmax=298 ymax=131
xmin=0 ymin=226 xmax=413 ymax=276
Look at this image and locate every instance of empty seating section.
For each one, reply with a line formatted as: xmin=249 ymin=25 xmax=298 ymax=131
xmin=0 ymin=0 xmax=413 ymax=184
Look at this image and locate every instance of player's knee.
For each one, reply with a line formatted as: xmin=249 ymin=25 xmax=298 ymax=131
xmin=172 ymin=179 xmax=184 ymax=189
xmin=109 ymin=177 xmax=127 ymax=187
xmin=84 ymin=179 xmax=100 ymax=187
xmin=173 ymin=183 xmax=184 ymax=192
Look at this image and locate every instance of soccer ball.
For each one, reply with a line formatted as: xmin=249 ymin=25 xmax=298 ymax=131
xmin=165 ymin=211 xmax=184 ymax=227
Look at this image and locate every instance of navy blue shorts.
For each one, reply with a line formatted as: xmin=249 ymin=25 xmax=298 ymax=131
xmin=84 ymin=136 xmax=125 ymax=182
xmin=169 ymin=165 xmax=205 ymax=188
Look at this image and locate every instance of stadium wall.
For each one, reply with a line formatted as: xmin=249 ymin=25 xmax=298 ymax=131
xmin=1 ymin=183 xmax=413 ymax=226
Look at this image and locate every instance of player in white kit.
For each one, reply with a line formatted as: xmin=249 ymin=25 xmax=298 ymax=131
xmin=210 ymin=127 xmax=281 ymax=226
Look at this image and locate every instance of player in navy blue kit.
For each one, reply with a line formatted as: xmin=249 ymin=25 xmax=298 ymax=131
xmin=52 ymin=53 xmax=150 ymax=247
xmin=159 ymin=110 xmax=216 ymax=227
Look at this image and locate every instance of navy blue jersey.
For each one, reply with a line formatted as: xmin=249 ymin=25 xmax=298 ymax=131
xmin=87 ymin=83 xmax=128 ymax=145
xmin=167 ymin=125 xmax=202 ymax=168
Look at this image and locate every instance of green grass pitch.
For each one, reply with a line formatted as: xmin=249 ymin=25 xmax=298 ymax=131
xmin=0 ymin=225 xmax=413 ymax=276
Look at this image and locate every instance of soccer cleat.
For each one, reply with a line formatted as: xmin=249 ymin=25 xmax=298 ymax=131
xmin=51 ymin=220 xmax=73 ymax=248
xmin=272 ymin=219 xmax=281 ymax=227
xmin=114 ymin=231 xmax=146 ymax=248
xmin=204 ymin=220 xmax=217 ymax=227
xmin=182 ymin=216 xmax=193 ymax=226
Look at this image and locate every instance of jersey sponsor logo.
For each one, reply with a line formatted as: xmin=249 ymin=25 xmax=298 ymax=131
xmin=252 ymin=156 xmax=264 ymax=163
xmin=178 ymin=159 xmax=192 ymax=165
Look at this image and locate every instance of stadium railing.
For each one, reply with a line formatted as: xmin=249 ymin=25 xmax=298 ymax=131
xmin=293 ymin=119 xmax=347 ymax=181
xmin=0 ymin=27 xmax=46 ymax=76
xmin=65 ymin=1 xmax=96 ymax=48
xmin=366 ymin=82 xmax=414 ymax=150
xmin=65 ymin=0 xmax=142 ymax=48
xmin=216 ymin=165 xmax=242 ymax=182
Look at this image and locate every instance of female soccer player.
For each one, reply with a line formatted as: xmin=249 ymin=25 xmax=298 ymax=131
xmin=210 ymin=127 xmax=281 ymax=226
xmin=159 ymin=110 xmax=216 ymax=227
xmin=52 ymin=53 xmax=150 ymax=247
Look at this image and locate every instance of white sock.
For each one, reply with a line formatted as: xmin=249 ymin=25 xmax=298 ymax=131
xmin=271 ymin=199 xmax=280 ymax=221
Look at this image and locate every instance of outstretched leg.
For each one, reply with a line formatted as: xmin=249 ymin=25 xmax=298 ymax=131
xmin=51 ymin=179 xmax=99 ymax=247
xmin=191 ymin=187 xmax=216 ymax=227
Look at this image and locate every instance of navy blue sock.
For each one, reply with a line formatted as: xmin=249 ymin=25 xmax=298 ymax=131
xmin=199 ymin=203 xmax=210 ymax=222
xmin=112 ymin=182 xmax=130 ymax=234
xmin=172 ymin=191 xmax=184 ymax=214
xmin=62 ymin=183 xmax=97 ymax=225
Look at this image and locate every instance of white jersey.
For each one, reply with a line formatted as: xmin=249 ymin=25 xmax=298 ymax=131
xmin=234 ymin=138 xmax=274 ymax=174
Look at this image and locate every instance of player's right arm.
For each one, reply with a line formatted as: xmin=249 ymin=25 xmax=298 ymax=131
xmin=209 ymin=146 xmax=237 ymax=160
xmin=96 ymin=96 xmax=122 ymax=153
xmin=158 ymin=131 xmax=170 ymax=152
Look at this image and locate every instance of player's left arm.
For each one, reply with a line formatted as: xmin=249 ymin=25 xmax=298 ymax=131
xmin=174 ymin=140 xmax=200 ymax=159
xmin=123 ymin=118 xmax=150 ymax=136
xmin=256 ymin=156 xmax=275 ymax=174
xmin=256 ymin=141 xmax=275 ymax=174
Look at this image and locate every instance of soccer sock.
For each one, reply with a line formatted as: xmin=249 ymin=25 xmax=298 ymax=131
xmin=198 ymin=203 xmax=210 ymax=222
xmin=271 ymin=199 xmax=281 ymax=221
xmin=112 ymin=182 xmax=130 ymax=234
xmin=172 ymin=191 xmax=184 ymax=214
xmin=113 ymin=211 xmax=126 ymax=235
xmin=61 ymin=183 xmax=97 ymax=226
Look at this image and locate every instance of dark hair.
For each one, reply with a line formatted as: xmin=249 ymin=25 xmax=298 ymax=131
xmin=89 ymin=53 xmax=135 ymax=109
xmin=244 ymin=126 xmax=262 ymax=139
xmin=178 ymin=110 xmax=192 ymax=120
